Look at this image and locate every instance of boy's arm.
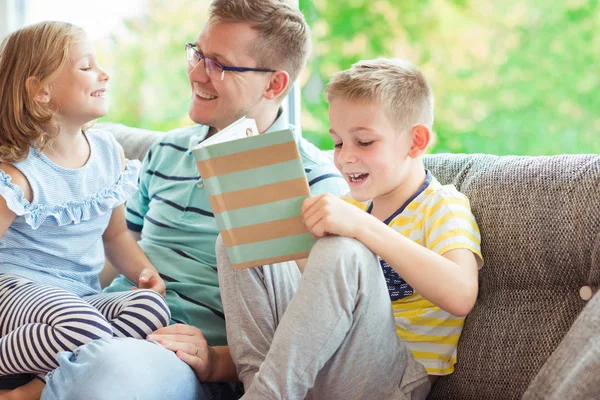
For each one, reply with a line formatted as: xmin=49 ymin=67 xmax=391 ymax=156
xmin=357 ymin=218 xmax=478 ymax=317
xmin=302 ymin=193 xmax=479 ymax=317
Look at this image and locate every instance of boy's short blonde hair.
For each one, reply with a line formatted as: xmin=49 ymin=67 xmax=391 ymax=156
xmin=0 ymin=21 xmax=86 ymax=162
xmin=209 ymin=0 xmax=311 ymax=98
xmin=325 ymin=58 xmax=434 ymax=133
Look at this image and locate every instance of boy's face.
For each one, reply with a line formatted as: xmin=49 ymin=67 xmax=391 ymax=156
xmin=328 ymin=97 xmax=418 ymax=203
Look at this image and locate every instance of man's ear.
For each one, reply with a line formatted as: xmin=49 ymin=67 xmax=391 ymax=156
xmin=408 ymin=124 xmax=431 ymax=157
xmin=263 ymin=70 xmax=289 ymax=100
xmin=26 ymin=76 xmax=51 ymax=103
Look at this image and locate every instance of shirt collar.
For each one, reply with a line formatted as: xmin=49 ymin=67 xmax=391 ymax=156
xmin=265 ymin=108 xmax=288 ymax=133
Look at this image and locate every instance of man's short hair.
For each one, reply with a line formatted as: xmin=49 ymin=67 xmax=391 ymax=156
xmin=209 ymin=0 xmax=311 ymax=97
xmin=325 ymin=58 xmax=434 ymax=133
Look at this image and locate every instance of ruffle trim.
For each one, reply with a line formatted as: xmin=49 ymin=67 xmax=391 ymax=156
xmin=0 ymin=159 xmax=141 ymax=229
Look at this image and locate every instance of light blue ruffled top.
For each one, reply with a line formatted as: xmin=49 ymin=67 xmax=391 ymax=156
xmin=0 ymin=129 xmax=141 ymax=296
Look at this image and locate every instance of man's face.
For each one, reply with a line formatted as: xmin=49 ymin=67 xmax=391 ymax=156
xmin=187 ymin=21 xmax=271 ymax=131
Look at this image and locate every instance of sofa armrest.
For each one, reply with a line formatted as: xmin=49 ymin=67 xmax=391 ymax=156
xmin=522 ymin=288 xmax=600 ymax=399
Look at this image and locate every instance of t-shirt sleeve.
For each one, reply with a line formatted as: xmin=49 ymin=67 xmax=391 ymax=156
xmin=305 ymin=163 xmax=347 ymax=196
xmin=125 ymin=142 xmax=157 ymax=232
xmin=423 ymin=189 xmax=483 ymax=267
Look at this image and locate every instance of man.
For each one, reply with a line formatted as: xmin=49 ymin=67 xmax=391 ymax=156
xmin=40 ymin=1 xmax=346 ymax=399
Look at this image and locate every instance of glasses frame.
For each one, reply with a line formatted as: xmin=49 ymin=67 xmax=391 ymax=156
xmin=185 ymin=43 xmax=276 ymax=81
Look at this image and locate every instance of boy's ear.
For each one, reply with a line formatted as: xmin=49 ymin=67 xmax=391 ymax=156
xmin=263 ymin=70 xmax=289 ymax=100
xmin=408 ymin=124 xmax=431 ymax=157
xmin=26 ymin=76 xmax=51 ymax=103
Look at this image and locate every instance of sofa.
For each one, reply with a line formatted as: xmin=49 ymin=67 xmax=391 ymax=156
xmin=101 ymin=123 xmax=600 ymax=399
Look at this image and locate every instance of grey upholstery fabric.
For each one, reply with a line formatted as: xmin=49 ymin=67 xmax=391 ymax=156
xmin=424 ymin=154 xmax=600 ymax=399
xmin=522 ymin=289 xmax=600 ymax=399
xmin=91 ymin=123 xmax=165 ymax=161
xmin=101 ymin=121 xmax=600 ymax=398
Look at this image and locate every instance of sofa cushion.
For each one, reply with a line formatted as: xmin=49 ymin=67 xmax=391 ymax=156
xmin=424 ymin=153 xmax=600 ymax=399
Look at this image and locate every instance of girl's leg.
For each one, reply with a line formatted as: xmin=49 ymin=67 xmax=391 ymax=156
xmin=83 ymin=289 xmax=171 ymax=338
xmin=0 ymin=274 xmax=113 ymax=377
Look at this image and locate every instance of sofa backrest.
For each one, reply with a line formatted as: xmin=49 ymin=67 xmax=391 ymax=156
xmin=424 ymin=153 xmax=600 ymax=399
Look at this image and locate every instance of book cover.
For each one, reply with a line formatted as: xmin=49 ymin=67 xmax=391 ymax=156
xmin=193 ymin=125 xmax=315 ymax=269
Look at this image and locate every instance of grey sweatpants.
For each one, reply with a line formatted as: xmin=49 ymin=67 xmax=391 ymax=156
xmin=217 ymin=235 xmax=430 ymax=400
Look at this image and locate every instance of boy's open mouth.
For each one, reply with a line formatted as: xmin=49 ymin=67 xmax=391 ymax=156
xmin=348 ymin=173 xmax=368 ymax=183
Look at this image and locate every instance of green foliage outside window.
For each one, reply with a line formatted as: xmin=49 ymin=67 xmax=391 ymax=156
xmin=98 ymin=0 xmax=599 ymax=155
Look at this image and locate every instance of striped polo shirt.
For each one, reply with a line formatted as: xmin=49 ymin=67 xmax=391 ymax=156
xmin=106 ymin=115 xmax=348 ymax=346
xmin=344 ymin=170 xmax=483 ymax=375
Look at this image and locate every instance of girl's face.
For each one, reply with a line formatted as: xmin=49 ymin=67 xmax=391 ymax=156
xmin=47 ymin=37 xmax=110 ymax=128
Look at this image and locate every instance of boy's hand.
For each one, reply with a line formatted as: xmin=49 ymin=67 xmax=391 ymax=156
xmin=148 ymin=324 xmax=214 ymax=381
xmin=302 ymin=194 xmax=366 ymax=238
xmin=132 ymin=268 xmax=166 ymax=297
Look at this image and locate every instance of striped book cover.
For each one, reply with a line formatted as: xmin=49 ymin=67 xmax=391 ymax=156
xmin=193 ymin=129 xmax=315 ymax=269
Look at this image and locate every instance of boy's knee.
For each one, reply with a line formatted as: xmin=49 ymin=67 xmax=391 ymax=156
xmin=308 ymin=236 xmax=378 ymax=276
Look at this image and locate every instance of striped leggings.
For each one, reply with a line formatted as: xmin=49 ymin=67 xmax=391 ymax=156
xmin=0 ymin=274 xmax=171 ymax=378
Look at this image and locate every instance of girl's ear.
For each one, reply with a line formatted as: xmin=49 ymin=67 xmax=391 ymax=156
xmin=408 ymin=124 xmax=431 ymax=158
xmin=26 ymin=76 xmax=51 ymax=103
xmin=263 ymin=70 xmax=289 ymax=101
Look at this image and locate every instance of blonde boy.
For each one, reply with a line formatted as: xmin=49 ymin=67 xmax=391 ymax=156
xmin=217 ymin=58 xmax=483 ymax=400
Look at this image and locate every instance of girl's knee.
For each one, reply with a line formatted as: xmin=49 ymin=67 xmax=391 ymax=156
xmin=123 ymin=289 xmax=171 ymax=329
xmin=53 ymin=309 xmax=114 ymax=345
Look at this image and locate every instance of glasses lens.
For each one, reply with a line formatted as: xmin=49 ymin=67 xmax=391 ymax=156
xmin=205 ymin=58 xmax=224 ymax=80
xmin=186 ymin=45 xmax=198 ymax=66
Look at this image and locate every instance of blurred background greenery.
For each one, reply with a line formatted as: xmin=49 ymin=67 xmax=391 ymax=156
xmin=96 ymin=0 xmax=599 ymax=155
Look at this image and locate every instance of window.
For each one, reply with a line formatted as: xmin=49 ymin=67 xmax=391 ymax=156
xmin=8 ymin=0 xmax=599 ymax=155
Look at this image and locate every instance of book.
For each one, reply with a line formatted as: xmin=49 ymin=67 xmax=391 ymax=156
xmin=192 ymin=120 xmax=315 ymax=269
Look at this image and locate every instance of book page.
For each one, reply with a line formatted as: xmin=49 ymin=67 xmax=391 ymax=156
xmin=192 ymin=117 xmax=258 ymax=150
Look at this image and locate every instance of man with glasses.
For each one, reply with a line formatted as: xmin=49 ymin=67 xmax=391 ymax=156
xmin=39 ymin=1 xmax=346 ymax=399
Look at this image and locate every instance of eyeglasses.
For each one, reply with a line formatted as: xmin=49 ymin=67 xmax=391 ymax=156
xmin=185 ymin=43 xmax=276 ymax=81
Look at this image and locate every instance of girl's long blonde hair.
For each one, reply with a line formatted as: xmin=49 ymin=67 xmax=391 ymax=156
xmin=0 ymin=21 xmax=86 ymax=162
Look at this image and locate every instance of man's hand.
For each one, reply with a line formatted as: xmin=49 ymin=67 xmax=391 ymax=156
xmin=148 ymin=324 xmax=214 ymax=381
xmin=301 ymin=193 xmax=366 ymax=239
xmin=132 ymin=268 xmax=166 ymax=297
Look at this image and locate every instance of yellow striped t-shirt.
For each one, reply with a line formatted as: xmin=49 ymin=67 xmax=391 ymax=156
xmin=344 ymin=171 xmax=483 ymax=375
